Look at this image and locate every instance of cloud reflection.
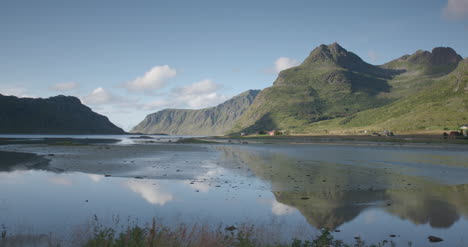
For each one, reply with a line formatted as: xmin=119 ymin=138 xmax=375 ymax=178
xmin=271 ymin=200 xmax=295 ymax=216
xmin=125 ymin=180 xmax=173 ymax=206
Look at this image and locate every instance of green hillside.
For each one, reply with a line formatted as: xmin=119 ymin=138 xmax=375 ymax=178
xmin=306 ymin=58 xmax=468 ymax=133
xmin=230 ymin=44 xmax=465 ymax=134
xmin=231 ymin=43 xmax=400 ymax=133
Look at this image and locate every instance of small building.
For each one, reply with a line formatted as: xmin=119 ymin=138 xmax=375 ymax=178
xmin=267 ymin=130 xmax=276 ymax=136
xmin=461 ymin=125 xmax=468 ymax=136
xmin=240 ymin=132 xmax=247 ymax=136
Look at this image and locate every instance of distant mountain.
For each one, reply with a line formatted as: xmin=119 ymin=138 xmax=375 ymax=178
xmin=0 ymin=94 xmax=125 ymax=134
xmin=131 ymin=90 xmax=260 ymax=135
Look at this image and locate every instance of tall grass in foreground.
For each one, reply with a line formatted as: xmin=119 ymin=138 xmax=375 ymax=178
xmin=81 ymin=218 xmax=396 ymax=247
xmin=0 ymin=218 xmax=406 ymax=247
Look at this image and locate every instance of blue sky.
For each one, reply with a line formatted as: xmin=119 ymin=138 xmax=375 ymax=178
xmin=1 ymin=0 xmax=467 ymax=130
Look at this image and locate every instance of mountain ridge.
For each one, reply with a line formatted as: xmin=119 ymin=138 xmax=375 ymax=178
xmin=131 ymin=90 xmax=260 ymax=135
xmin=0 ymin=94 xmax=125 ymax=134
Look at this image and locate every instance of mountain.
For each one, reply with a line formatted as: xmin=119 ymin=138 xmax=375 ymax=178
xmin=382 ymin=47 xmax=462 ymax=76
xmin=0 ymin=94 xmax=125 ymax=134
xmin=131 ymin=90 xmax=260 ymax=135
xmin=307 ymin=57 xmax=468 ymax=132
xmin=230 ymin=43 xmax=465 ymax=134
xmin=231 ymin=43 xmax=400 ymax=133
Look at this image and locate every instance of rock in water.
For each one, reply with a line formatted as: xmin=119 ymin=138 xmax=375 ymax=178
xmin=428 ymin=235 xmax=443 ymax=242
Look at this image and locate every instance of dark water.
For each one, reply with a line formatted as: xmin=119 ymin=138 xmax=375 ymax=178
xmin=1 ymin=140 xmax=468 ymax=246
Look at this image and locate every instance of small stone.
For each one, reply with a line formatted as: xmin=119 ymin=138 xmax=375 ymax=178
xmin=225 ymin=226 xmax=237 ymax=231
xmin=428 ymin=236 xmax=443 ymax=242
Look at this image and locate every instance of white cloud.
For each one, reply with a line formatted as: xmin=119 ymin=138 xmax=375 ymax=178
xmin=274 ymin=57 xmax=300 ymax=73
xmin=443 ymin=0 xmax=468 ymax=20
xmin=81 ymin=87 xmax=121 ymax=105
xmin=178 ymin=79 xmax=221 ymax=96
xmin=124 ymin=65 xmax=176 ymax=92
xmin=142 ymin=79 xmax=228 ymax=110
xmin=172 ymin=79 xmax=227 ymax=108
xmin=126 ymin=181 xmax=173 ymax=206
xmin=50 ymin=82 xmax=79 ymax=92
xmin=367 ymin=50 xmax=379 ymax=63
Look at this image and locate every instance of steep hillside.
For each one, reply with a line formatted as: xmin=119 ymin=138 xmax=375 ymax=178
xmin=231 ymin=43 xmax=400 ymax=133
xmin=131 ymin=90 xmax=260 ymax=135
xmin=0 ymin=95 xmax=125 ymax=134
xmin=307 ymin=58 xmax=468 ymax=133
xmin=231 ymin=44 xmax=464 ymax=134
xmin=380 ymin=47 xmax=463 ymax=99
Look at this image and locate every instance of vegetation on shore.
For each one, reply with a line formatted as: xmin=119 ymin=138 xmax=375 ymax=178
xmin=0 ymin=219 xmax=403 ymax=247
xmin=82 ymin=224 xmax=396 ymax=247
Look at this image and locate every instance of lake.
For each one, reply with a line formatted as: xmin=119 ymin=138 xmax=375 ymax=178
xmin=1 ymin=135 xmax=468 ymax=246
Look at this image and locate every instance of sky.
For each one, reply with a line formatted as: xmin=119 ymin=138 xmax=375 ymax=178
xmin=1 ymin=0 xmax=468 ymax=130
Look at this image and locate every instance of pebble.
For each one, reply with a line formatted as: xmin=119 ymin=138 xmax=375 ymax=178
xmin=428 ymin=236 xmax=443 ymax=242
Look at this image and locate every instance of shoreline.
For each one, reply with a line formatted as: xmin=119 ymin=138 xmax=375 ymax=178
xmin=207 ymin=133 xmax=468 ymax=146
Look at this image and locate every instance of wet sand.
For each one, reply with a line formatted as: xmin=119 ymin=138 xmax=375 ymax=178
xmin=1 ymin=138 xmax=468 ymax=192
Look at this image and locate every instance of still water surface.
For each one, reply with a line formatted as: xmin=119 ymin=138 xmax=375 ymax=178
xmin=1 ymin=137 xmax=468 ymax=246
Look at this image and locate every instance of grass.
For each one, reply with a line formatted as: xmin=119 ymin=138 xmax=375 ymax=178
xmin=81 ymin=220 xmax=396 ymax=247
xmin=0 ymin=216 xmax=415 ymax=247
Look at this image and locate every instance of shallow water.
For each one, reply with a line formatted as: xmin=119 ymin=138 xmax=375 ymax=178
xmin=1 ymin=140 xmax=468 ymax=246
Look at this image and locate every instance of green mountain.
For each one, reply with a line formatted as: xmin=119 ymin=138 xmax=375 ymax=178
xmin=131 ymin=90 xmax=260 ymax=135
xmin=307 ymin=57 xmax=468 ymax=133
xmin=0 ymin=94 xmax=125 ymax=134
xmin=230 ymin=43 xmax=465 ymax=134
xmin=231 ymin=43 xmax=401 ymax=133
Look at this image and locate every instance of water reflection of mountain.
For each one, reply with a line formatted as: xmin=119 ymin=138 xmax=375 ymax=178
xmin=0 ymin=151 xmax=50 ymax=172
xmin=215 ymin=145 xmax=468 ymax=229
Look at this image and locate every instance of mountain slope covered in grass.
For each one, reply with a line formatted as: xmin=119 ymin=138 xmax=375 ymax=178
xmin=231 ymin=43 xmax=400 ymax=133
xmin=306 ymin=58 xmax=468 ymax=133
xmin=230 ymin=44 xmax=465 ymax=134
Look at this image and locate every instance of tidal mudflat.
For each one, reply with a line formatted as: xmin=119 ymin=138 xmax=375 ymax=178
xmin=1 ymin=136 xmax=468 ymax=246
